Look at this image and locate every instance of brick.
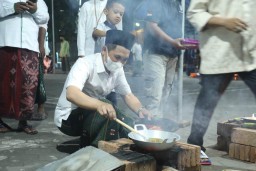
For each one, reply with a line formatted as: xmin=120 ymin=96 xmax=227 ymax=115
xmin=229 ymin=143 xmax=235 ymax=158
xmin=239 ymin=145 xmax=245 ymax=161
xmin=234 ymin=143 xmax=240 ymax=159
xmin=217 ymin=121 xmax=240 ymax=138
xmin=177 ymin=142 xmax=200 ymax=166
xmin=250 ymin=147 xmax=256 ymax=163
xmin=245 ymin=146 xmax=250 ymax=161
xmin=231 ymin=128 xmax=256 ymax=146
xmin=217 ymin=135 xmax=231 ymax=152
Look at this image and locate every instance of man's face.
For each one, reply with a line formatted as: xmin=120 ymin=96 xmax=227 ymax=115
xmin=104 ymin=45 xmax=130 ymax=65
xmin=105 ymin=3 xmax=125 ymax=25
xmin=60 ymin=36 xmax=64 ymax=41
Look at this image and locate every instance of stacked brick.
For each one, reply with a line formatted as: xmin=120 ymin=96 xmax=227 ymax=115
xmin=229 ymin=128 xmax=256 ymax=163
xmin=216 ymin=121 xmax=240 ymax=151
xmin=98 ymin=138 xmax=201 ymax=171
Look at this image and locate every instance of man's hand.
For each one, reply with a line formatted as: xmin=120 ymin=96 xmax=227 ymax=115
xmin=171 ymin=38 xmax=198 ymax=50
xmin=26 ymin=1 xmax=37 ymax=14
xmin=223 ymin=18 xmax=248 ymax=33
xmin=14 ymin=2 xmax=29 ymax=14
xmin=137 ymin=107 xmax=152 ymax=120
xmin=96 ymin=102 xmax=116 ymax=120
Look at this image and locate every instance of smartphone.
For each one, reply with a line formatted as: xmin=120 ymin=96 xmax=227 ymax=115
xmin=181 ymin=38 xmax=199 ymax=45
xmin=30 ymin=0 xmax=38 ymax=3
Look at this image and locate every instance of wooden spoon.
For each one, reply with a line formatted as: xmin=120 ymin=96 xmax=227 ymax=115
xmin=114 ymin=118 xmax=147 ymax=140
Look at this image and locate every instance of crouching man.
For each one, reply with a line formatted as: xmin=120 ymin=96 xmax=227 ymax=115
xmin=54 ymin=30 xmax=151 ymax=147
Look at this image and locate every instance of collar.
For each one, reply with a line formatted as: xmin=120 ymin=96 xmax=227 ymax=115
xmin=95 ymin=53 xmax=108 ymax=74
xmin=104 ymin=20 xmax=117 ymax=30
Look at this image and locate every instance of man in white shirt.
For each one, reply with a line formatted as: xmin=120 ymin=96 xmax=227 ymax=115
xmin=0 ymin=0 xmax=49 ymax=134
xmin=77 ymin=0 xmax=107 ymax=57
xmin=55 ymin=30 xmax=151 ymax=147
xmin=187 ymin=0 xmax=256 ymax=151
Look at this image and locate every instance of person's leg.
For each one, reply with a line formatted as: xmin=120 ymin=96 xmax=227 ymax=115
xmin=238 ymin=69 xmax=256 ymax=97
xmin=17 ymin=49 xmax=39 ymax=134
xmin=144 ymin=53 xmax=167 ymax=116
xmin=187 ymin=73 xmax=233 ymax=151
xmin=159 ymin=57 xmax=178 ymax=117
xmin=61 ymin=57 xmax=66 ymax=72
xmin=58 ymin=108 xmax=87 ymax=147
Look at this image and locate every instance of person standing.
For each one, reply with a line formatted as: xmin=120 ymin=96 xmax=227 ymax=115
xmin=143 ymin=0 xmax=186 ymax=118
xmin=77 ymin=0 xmax=107 ymax=57
xmin=92 ymin=0 xmax=125 ymax=106
xmin=187 ymin=0 xmax=256 ymax=151
xmin=0 ymin=0 xmax=49 ymax=134
xmin=59 ymin=35 xmax=70 ymax=73
xmin=77 ymin=0 xmax=122 ymax=57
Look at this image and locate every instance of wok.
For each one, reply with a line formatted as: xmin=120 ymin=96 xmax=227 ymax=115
xmin=128 ymin=124 xmax=180 ymax=151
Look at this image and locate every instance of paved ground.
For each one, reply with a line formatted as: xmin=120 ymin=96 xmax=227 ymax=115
xmin=1 ymin=69 xmax=256 ymax=171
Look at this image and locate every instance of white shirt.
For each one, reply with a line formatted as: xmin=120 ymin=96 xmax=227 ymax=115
xmin=54 ymin=53 xmax=131 ymax=127
xmin=188 ymin=0 xmax=256 ymax=74
xmin=94 ymin=22 xmax=111 ymax=53
xmin=0 ymin=0 xmax=49 ymax=52
xmin=77 ymin=0 xmax=107 ymax=56
xmin=77 ymin=0 xmax=123 ymax=57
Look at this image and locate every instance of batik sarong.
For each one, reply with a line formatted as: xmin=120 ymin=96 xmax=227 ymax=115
xmin=0 ymin=47 xmax=39 ymax=120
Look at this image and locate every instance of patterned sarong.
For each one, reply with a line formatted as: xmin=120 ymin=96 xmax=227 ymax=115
xmin=0 ymin=47 xmax=39 ymax=120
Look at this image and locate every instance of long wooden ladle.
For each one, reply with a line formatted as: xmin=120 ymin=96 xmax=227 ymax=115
xmin=114 ymin=118 xmax=147 ymax=140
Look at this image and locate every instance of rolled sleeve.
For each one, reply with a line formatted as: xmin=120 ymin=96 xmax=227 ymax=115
xmin=66 ymin=58 xmax=90 ymax=90
xmin=187 ymin=0 xmax=212 ymax=32
xmin=32 ymin=0 xmax=49 ymax=25
xmin=115 ymin=70 xmax=131 ymax=96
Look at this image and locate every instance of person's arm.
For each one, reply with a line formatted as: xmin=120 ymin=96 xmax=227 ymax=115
xmin=122 ymin=93 xmax=151 ymax=119
xmin=187 ymin=0 xmax=247 ymax=32
xmin=38 ymin=26 xmax=46 ymax=57
xmin=92 ymin=29 xmax=106 ymax=38
xmin=146 ymin=22 xmax=185 ymax=49
xmin=205 ymin=17 xmax=247 ymax=32
xmin=66 ymin=86 xmax=117 ymax=119
xmin=28 ymin=0 xmax=49 ymax=25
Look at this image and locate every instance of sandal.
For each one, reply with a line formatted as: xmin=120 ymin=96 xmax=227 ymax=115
xmin=0 ymin=119 xmax=12 ymax=133
xmin=17 ymin=123 xmax=38 ymax=135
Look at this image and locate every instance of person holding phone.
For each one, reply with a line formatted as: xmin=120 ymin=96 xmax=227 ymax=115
xmin=0 ymin=0 xmax=49 ymax=134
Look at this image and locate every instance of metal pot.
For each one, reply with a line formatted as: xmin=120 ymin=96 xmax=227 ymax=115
xmin=128 ymin=124 xmax=180 ymax=151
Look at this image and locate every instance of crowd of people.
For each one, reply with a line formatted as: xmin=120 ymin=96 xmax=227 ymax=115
xmin=1 ymin=0 xmax=256 ymax=155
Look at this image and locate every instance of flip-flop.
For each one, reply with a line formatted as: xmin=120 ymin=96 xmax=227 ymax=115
xmin=17 ymin=124 xmax=38 ymax=135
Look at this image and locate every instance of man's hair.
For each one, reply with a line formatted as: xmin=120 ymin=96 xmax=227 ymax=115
xmin=105 ymin=44 xmax=117 ymax=51
xmin=106 ymin=0 xmax=124 ymax=9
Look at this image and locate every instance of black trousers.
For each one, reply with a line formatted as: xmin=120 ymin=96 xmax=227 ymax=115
xmin=187 ymin=70 xmax=256 ymax=149
xmin=61 ymin=57 xmax=70 ymax=72
xmin=58 ymin=108 xmax=91 ymax=147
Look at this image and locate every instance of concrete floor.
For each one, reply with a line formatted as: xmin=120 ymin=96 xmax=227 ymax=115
xmin=0 ymin=71 xmax=256 ymax=171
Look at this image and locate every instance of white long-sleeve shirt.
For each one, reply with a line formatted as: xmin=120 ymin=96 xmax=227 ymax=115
xmin=77 ymin=0 xmax=107 ymax=57
xmin=77 ymin=0 xmax=122 ymax=57
xmin=188 ymin=0 xmax=256 ymax=74
xmin=0 ymin=0 xmax=49 ymax=52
